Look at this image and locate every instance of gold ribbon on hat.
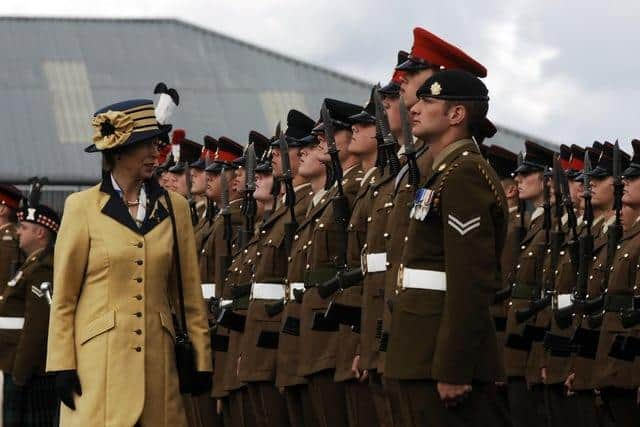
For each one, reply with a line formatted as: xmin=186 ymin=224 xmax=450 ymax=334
xmin=91 ymin=110 xmax=134 ymax=150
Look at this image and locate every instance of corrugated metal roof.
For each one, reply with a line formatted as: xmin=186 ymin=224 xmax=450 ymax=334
xmin=0 ymin=16 xmax=557 ymax=184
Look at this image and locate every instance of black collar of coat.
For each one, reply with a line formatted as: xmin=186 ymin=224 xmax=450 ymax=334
xmin=99 ymin=171 xmax=169 ymax=235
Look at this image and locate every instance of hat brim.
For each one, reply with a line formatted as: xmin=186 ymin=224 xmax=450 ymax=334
xmin=84 ymin=126 xmax=170 ymax=153
xmin=514 ymin=162 xmax=544 ymax=175
xmin=378 ymin=81 xmax=401 ymax=97
xmin=349 ymin=111 xmax=375 ymax=125
xmin=584 ymin=167 xmax=611 ymax=179
xmin=168 ymin=162 xmax=188 ymax=174
xmin=205 ymin=160 xmax=236 ymax=173
xmin=623 ymin=165 xmax=640 ymax=178
xmin=190 ymin=159 xmax=206 ymax=170
xmin=255 ymin=162 xmax=273 ymax=173
xmin=396 ymin=58 xmax=429 ymax=72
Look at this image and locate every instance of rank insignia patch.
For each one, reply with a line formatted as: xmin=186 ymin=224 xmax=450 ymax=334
xmin=448 ymin=214 xmax=480 ymax=236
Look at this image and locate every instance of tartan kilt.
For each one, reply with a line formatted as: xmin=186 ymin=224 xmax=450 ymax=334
xmin=4 ymin=372 xmax=57 ymax=427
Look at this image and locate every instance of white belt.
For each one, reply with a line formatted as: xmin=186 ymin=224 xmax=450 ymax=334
xmin=219 ymin=299 xmax=233 ymax=308
xmin=0 ymin=317 xmax=24 ymax=330
xmin=557 ymin=293 xmax=572 ymax=310
xmin=288 ymin=282 xmax=305 ymax=300
xmin=251 ymin=283 xmax=286 ymax=300
xmin=399 ymin=267 xmax=447 ymax=291
xmin=201 ymin=283 xmax=216 ymax=299
xmin=362 ymin=252 xmax=387 ymax=274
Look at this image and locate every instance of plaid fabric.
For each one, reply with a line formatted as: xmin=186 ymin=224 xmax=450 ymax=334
xmin=3 ymin=372 xmax=57 ymax=427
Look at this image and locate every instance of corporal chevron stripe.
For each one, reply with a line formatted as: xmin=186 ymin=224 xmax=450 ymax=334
xmin=448 ymin=214 xmax=480 ymax=236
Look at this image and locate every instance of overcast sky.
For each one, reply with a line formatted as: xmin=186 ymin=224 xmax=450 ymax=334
xmin=3 ymin=0 xmax=640 ymax=150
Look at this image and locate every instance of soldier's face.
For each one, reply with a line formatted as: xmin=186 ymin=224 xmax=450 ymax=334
xmin=17 ymin=221 xmax=43 ymax=253
xmin=159 ymin=172 xmax=170 ymax=189
xmin=590 ymin=176 xmax=614 ymax=210
xmin=315 ymin=134 xmax=332 ymax=163
xmin=233 ymin=168 xmax=247 ymax=194
xmin=334 ymin=130 xmax=353 ymax=164
xmin=349 ymin=123 xmax=377 ymax=156
xmin=272 ymin=147 xmax=301 ymax=177
xmin=254 ymin=173 xmax=274 ymax=202
xmin=568 ymin=180 xmax=583 ymax=210
xmin=410 ymin=97 xmax=451 ymax=140
xmin=623 ymin=176 xmax=640 ymax=208
xmin=400 ymin=69 xmax=436 ymax=108
xmin=515 ymin=171 xmax=544 ymax=201
xmin=205 ymin=172 xmax=220 ymax=200
xmin=621 ymin=204 xmax=639 ymax=230
xmin=190 ymin=169 xmax=207 ymax=195
xmin=298 ymin=144 xmax=325 ymax=179
xmin=383 ymin=96 xmax=402 ymax=138
xmin=168 ymin=172 xmax=189 ymax=198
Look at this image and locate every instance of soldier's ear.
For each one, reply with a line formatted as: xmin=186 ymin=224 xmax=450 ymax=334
xmin=447 ymin=104 xmax=466 ymax=127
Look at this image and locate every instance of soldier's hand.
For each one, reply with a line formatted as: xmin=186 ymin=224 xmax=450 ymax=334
xmin=564 ymin=373 xmax=575 ymax=396
xmin=540 ymin=367 xmax=548 ymax=382
xmin=351 ymin=355 xmax=368 ymax=382
xmin=54 ymin=370 xmax=82 ymax=410
xmin=437 ymin=382 xmax=471 ymax=407
xmin=216 ymin=399 xmax=223 ymax=415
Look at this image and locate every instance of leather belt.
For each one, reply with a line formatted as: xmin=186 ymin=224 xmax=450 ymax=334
xmin=362 ymin=252 xmax=387 ymax=274
xmin=288 ymin=282 xmax=304 ymax=300
xmin=0 ymin=316 xmax=24 ymax=329
xmin=201 ymin=283 xmax=216 ymax=299
xmin=399 ymin=266 xmax=446 ymax=291
xmin=251 ymin=283 xmax=286 ymax=300
xmin=304 ymin=267 xmax=338 ymax=288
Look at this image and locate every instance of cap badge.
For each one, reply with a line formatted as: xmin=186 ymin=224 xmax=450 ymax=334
xmin=26 ymin=208 xmax=36 ymax=221
xmin=430 ymin=82 xmax=442 ymax=96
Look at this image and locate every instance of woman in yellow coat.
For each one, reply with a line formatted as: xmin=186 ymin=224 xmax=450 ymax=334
xmin=46 ymin=99 xmax=212 ymax=426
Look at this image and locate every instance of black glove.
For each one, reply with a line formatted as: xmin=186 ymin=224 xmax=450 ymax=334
xmin=191 ymin=371 xmax=212 ymax=396
xmin=54 ymin=370 xmax=82 ymax=410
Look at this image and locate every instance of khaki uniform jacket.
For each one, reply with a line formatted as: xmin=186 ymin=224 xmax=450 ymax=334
xmin=379 ymin=142 xmax=434 ymax=372
xmin=359 ymin=172 xmax=396 ymax=371
xmin=298 ymin=166 xmax=364 ymax=377
xmin=334 ymin=169 xmax=377 ymax=382
xmin=238 ymin=184 xmax=312 ymax=383
xmin=276 ymin=195 xmax=323 ymax=388
xmin=47 ymin=179 xmax=212 ymax=427
xmin=0 ymin=223 xmax=21 ymax=296
xmin=0 ymin=249 xmax=52 ymax=386
xmin=385 ymin=140 xmax=508 ymax=382
xmin=570 ymin=218 xmax=608 ymax=391
xmin=593 ymin=220 xmax=640 ymax=389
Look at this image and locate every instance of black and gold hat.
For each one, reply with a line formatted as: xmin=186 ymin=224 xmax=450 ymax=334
xmin=85 ymin=99 xmax=169 ymax=153
xmin=514 ymin=140 xmax=556 ymax=174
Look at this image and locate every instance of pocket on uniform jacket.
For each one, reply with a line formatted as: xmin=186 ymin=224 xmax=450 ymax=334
xmin=79 ymin=310 xmax=116 ymax=345
xmin=159 ymin=311 xmax=176 ymax=340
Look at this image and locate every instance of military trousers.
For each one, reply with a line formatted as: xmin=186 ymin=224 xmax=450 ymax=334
xmin=368 ymin=371 xmax=395 ymax=427
xmin=283 ymin=383 xmax=319 ymax=427
xmin=343 ymin=378 xmax=380 ymax=427
xmin=306 ymin=369 xmax=349 ymax=427
xmin=544 ymin=383 xmax=580 ymax=427
xmin=506 ymin=376 xmax=547 ymax=427
xmin=386 ymin=378 xmax=511 ymax=427
xmin=246 ymin=381 xmax=290 ymax=427
xmin=599 ymin=388 xmax=638 ymax=427
xmin=3 ymin=373 xmax=57 ymax=427
xmin=228 ymin=386 xmax=258 ymax=427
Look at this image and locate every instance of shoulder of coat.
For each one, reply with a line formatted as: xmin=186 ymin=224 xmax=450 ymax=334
xmin=435 ymin=152 xmax=502 ymax=207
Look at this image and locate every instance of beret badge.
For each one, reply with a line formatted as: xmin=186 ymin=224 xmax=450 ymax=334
xmin=430 ymin=82 xmax=442 ymax=96
xmin=91 ymin=110 xmax=134 ymax=151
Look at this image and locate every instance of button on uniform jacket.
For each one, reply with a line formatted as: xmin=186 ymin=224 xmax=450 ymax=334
xmin=238 ymin=184 xmax=312 ymax=383
xmin=0 ymin=249 xmax=52 ymax=386
xmin=385 ymin=139 xmax=508 ymax=383
xmin=47 ymin=177 xmax=212 ymax=427
xmin=298 ymin=166 xmax=364 ymax=378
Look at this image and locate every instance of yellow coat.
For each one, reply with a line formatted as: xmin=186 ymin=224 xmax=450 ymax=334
xmin=47 ymin=178 xmax=212 ymax=427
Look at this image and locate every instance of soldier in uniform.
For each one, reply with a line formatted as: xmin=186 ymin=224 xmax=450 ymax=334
xmin=47 ymin=99 xmax=212 ymax=426
xmin=0 ymin=185 xmax=23 ymax=297
xmin=191 ymin=136 xmax=219 ymax=253
xmin=200 ymin=137 xmax=245 ymax=425
xmin=502 ymin=140 xmax=555 ymax=427
xmin=378 ymin=27 xmax=489 ymax=411
xmin=0 ymin=196 xmax=59 ymax=427
xmin=296 ymin=98 xmax=363 ymax=427
xmin=238 ymin=111 xmax=315 ymax=427
xmin=591 ymin=139 xmax=640 ymax=426
xmin=564 ymin=143 xmax=628 ymax=427
xmin=385 ymin=69 xmax=508 ymax=426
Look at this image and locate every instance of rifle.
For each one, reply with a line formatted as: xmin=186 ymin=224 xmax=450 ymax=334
xmin=372 ymin=84 xmax=388 ymax=176
xmin=588 ymin=141 xmax=624 ymax=328
xmin=219 ymin=167 xmax=233 ymax=273
xmin=238 ymin=143 xmax=257 ymax=249
xmin=373 ymin=88 xmax=400 ymax=177
xmin=277 ymin=125 xmax=298 ymax=256
xmin=516 ymin=152 xmax=528 ymax=244
xmin=560 ymin=164 xmax=580 ymax=266
xmin=516 ymin=167 xmax=553 ymax=323
xmin=399 ymin=96 xmax=420 ymax=190
xmin=321 ymin=103 xmax=350 ymax=276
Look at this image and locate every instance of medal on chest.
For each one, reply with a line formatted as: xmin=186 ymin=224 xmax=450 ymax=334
xmin=7 ymin=270 xmax=23 ymax=287
xmin=409 ymin=188 xmax=434 ymax=221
